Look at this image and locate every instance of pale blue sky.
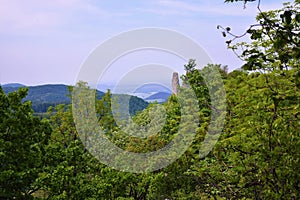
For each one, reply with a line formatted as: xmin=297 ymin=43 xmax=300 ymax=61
xmin=0 ymin=0 xmax=287 ymax=87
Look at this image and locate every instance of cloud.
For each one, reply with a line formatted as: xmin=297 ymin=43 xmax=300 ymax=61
xmin=0 ymin=0 xmax=68 ymax=31
xmin=0 ymin=0 xmax=286 ymax=35
xmin=0 ymin=0 xmax=130 ymax=34
xmin=138 ymin=0 xmax=252 ymax=16
xmin=140 ymin=0 xmax=286 ymax=17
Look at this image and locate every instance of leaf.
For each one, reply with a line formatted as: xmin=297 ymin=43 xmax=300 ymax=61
xmin=226 ymin=40 xmax=232 ymax=45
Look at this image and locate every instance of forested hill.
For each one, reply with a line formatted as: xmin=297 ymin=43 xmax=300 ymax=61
xmin=1 ymin=84 xmax=148 ymax=115
xmin=145 ymin=91 xmax=171 ymax=102
xmin=2 ymin=84 xmax=73 ymax=112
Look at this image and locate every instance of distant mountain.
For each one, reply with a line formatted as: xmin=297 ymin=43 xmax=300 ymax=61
xmin=2 ymin=84 xmax=148 ymax=115
xmin=134 ymin=83 xmax=171 ymax=94
xmin=130 ymin=83 xmax=172 ymax=103
xmin=2 ymin=83 xmax=25 ymax=88
xmin=145 ymin=92 xmax=171 ymax=103
xmin=2 ymin=84 xmax=79 ymax=113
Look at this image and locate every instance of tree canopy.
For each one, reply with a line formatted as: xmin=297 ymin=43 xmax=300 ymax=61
xmin=1 ymin=0 xmax=300 ymax=199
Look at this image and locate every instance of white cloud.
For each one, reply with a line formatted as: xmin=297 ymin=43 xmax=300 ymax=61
xmin=0 ymin=0 xmax=130 ymax=33
xmin=141 ymin=0 xmax=286 ymax=17
xmin=0 ymin=0 xmax=290 ymax=85
xmin=0 ymin=0 xmax=69 ymax=31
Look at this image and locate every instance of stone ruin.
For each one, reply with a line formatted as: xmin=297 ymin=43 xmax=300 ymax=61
xmin=172 ymin=72 xmax=179 ymax=95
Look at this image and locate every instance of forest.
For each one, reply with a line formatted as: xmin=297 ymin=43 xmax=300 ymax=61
xmin=1 ymin=0 xmax=300 ymax=199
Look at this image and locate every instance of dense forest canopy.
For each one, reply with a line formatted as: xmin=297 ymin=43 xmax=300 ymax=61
xmin=1 ymin=0 xmax=299 ymax=199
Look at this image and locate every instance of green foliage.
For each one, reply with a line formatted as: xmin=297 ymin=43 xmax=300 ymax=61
xmin=190 ymin=69 xmax=299 ymax=199
xmin=2 ymin=2 xmax=300 ymax=199
xmin=0 ymin=86 xmax=51 ymax=199
xmin=1 ymin=62 xmax=299 ymax=199
xmin=2 ymin=84 xmax=73 ymax=113
xmin=223 ymin=1 xmax=300 ymax=72
xmin=205 ymin=1 xmax=300 ymax=198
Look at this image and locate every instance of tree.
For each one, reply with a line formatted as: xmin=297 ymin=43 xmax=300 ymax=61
xmin=197 ymin=0 xmax=300 ymax=198
xmin=0 ymin=87 xmax=51 ymax=199
xmin=220 ymin=1 xmax=300 ymax=72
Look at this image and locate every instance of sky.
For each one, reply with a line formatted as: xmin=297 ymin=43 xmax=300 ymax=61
xmin=0 ymin=0 xmax=288 ymax=90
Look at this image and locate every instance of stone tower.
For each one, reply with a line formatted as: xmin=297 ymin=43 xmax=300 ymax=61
xmin=172 ymin=72 xmax=179 ymax=95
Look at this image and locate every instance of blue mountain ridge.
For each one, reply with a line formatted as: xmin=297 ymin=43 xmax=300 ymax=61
xmin=145 ymin=92 xmax=171 ymax=101
xmin=2 ymin=84 xmax=148 ymax=115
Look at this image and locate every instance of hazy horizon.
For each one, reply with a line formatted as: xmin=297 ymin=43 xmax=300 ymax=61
xmin=1 ymin=0 xmax=287 ymax=86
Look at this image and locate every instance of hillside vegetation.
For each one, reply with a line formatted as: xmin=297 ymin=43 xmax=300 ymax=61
xmin=1 ymin=1 xmax=300 ymax=199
